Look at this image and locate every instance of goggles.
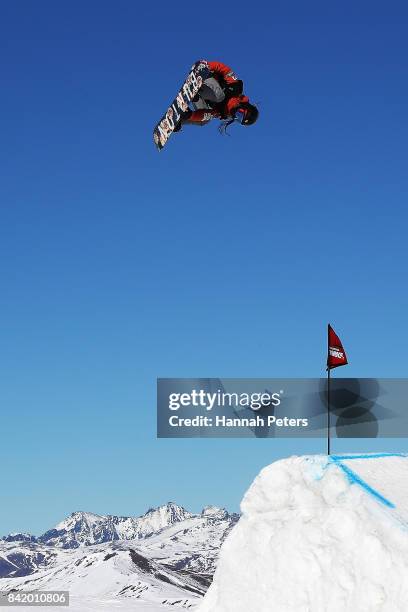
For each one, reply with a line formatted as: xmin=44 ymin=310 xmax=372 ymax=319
xmin=234 ymin=108 xmax=247 ymax=125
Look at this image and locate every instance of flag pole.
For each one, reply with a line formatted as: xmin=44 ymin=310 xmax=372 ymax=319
xmin=327 ymin=322 xmax=331 ymax=456
xmin=327 ymin=366 xmax=331 ymax=455
xmin=326 ymin=323 xmax=347 ymax=455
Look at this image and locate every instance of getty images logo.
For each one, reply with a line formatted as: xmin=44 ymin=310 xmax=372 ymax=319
xmin=168 ymin=389 xmax=283 ymax=412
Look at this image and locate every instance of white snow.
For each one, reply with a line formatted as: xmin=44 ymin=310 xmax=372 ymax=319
xmin=45 ymin=504 xmax=195 ymax=547
xmin=198 ymin=453 xmax=408 ymax=612
xmin=55 ymin=512 xmax=105 ymax=533
xmin=201 ymin=506 xmax=228 ymax=519
xmin=5 ymin=454 xmax=408 ymax=611
xmin=0 ymin=547 xmax=201 ymax=611
xmin=0 ymin=501 xmax=237 ymax=612
xmin=119 ymin=502 xmax=194 ymax=539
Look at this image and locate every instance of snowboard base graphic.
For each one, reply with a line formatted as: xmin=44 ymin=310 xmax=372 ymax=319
xmin=153 ymin=62 xmax=211 ymax=151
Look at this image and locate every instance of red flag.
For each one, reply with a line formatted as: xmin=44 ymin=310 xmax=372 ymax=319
xmin=327 ymin=324 xmax=348 ymax=369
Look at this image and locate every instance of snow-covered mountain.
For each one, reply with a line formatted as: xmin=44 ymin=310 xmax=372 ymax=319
xmin=6 ymin=455 xmax=408 ymax=611
xmin=0 ymin=544 xmax=206 ymax=610
xmin=37 ymin=502 xmax=195 ymax=549
xmin=0 ymin=502 xmax=239 ymax=610
xmin=0 ymin=541 xmax=57 ymax=578
xmin=1 ymin=533 xmax=36 ymax=543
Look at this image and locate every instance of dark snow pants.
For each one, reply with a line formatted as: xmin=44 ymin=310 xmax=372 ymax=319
xmin=193 ymin=77 xmax=225 ymax=109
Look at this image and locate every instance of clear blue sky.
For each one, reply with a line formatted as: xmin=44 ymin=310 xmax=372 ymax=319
xmin=1 ymin=1 xmax=408 ymax=535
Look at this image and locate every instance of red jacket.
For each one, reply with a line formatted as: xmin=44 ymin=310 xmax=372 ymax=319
xmin=206 ymin=61 xmax=240 ymax=86
xmin=187 ymin=60 xmax=247 ymax=123
xmin=188 ymin=96 xmax=249 ymax=123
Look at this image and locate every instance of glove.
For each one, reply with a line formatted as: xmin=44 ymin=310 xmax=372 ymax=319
xmin=181 ymin=108 xmax=192 ymax=119
xmin=224 ymin=80 xmax=244 ymax=97
xmin=174 ymin=108 xmax=192 ymax=132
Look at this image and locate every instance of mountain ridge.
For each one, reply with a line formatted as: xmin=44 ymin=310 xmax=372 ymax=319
xmin=1 ymin=502 xmax=236 ymax=546
xmin=0 ymin=501 xmax=239 ymax=584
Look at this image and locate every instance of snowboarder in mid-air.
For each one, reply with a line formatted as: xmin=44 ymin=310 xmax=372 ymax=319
xmin=153 ymin=60 xmax=259 ymax=150
xmin=174 ymin=60 xmax=259 ymax=132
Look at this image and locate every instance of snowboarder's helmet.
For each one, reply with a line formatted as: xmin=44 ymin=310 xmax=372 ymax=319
xmin=238 ymin=102 xmax=259 ymax=126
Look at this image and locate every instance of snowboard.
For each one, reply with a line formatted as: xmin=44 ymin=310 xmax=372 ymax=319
xmin=153 ymin=61 xmax=211 ymax=151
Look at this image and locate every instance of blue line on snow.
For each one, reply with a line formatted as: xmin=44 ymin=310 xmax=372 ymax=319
xmin=331 ymin=459 xmax=396 ymax=508
xmin=331 ymin=453 xmax=407 ymax=461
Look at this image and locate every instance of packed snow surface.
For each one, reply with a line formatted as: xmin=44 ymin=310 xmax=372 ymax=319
xmin=198 ymin=453 xmax=408 ymax=612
